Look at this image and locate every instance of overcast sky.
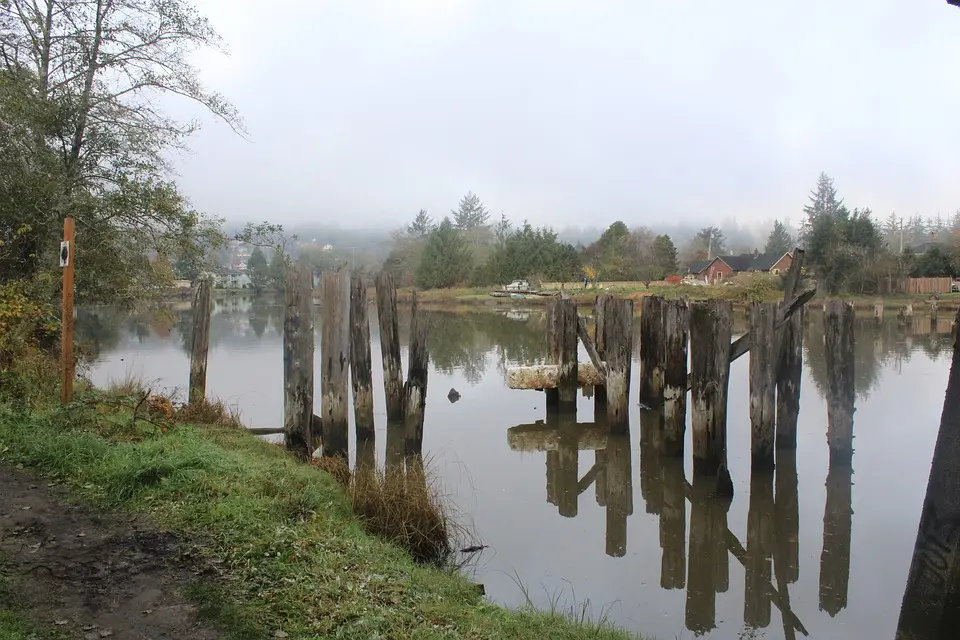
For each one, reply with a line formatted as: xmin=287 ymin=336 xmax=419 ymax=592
xmin=168 ymin=0 xmax=960 ymax=231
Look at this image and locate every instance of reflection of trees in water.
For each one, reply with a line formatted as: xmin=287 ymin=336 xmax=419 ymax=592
xmin=75 ymin=308 xmax=123 ymax=360
xmin=420 ymin=309 xmax=551 ymax=383
xmin=803 ymin=312 xmax=953 ymax=400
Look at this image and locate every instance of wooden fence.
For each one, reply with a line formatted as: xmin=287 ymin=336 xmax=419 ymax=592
xmin=900 ymin=277 xmax=953 ymax=294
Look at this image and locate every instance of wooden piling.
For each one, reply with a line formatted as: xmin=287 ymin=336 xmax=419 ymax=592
xmin=640 ymin=295 xmax=665 ymax=406
xmin=350 ymin=274 xmax=375 ymax=452
xmin=403 ymin=291 xmax=430 ymax=457
xmin=824 ymin=301 xmax=856 ymax=466
xmin=546 ymin=298 xmax=578 ymax=411
xmin=662 ymin=299 xmax=689 ymax=457
xmin=188 ymin=277 xmax=213 ymax=405
xmin=375 ymin=271 xmax=405 ymax=422
xmin=776 ymin=306 xmax=803 ymax=450
xmin=874 ymin=303 xmax=884 ymax=325
xmin=283 ymin=265 xmax=315 ymax=461
xmin=896 ymin=309 xmax=960 ymax=639
xmin=593 ymin=294 xmax=610 ymax=414
xmin=603 ymin=297 xmax=634 ymax=429
xmin=749 ymin=302 xmax=777 ymax=469
xmin=321 ymin=270 xmax=351 ymax=459
xmin=690 ymin=300 xmax=733 ymax=480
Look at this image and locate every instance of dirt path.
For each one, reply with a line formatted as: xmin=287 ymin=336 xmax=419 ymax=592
xmin=0 ymin=465 xmax=221 ymax=640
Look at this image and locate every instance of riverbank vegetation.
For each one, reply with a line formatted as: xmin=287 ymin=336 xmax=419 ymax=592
xmin=0 ymin=349 xmax=636 ymax=639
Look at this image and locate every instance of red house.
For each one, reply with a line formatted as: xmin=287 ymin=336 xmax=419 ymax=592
xmin=688 ymin=252 xmax=793 ymax=284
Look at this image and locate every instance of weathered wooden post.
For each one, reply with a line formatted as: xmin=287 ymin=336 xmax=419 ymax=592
xmin=660 ymin=456 xmax=687 ymax=589
xmin=603 ymin=296 xmax=633 ymax=430
xmin=874 ymin=303 xmax=884 ymax=325
xmin=605 ymin=432 xmax=632 ymax=558
xmin=283 ymin=265 xmax=315 ymax=461
xmin=749 ymin=302 xmax=777 ymax=469
xmin=896 ymin=308 xmax=960 ymax=639
xmin=546 ymin=298 xmax=578 ymax=412
xmin=690 ymin=300 xmax=733 ymax=481
xmin=375 ymin=271 xmax=404 ymax=422
xmin=745 ymin=471 xmax=775 ymax=628
xmin=662 ymin=299 xmax=689 ymax=457
xmin=188 ymin=277 xmax=213 ymax=405
xmin=931 ymin=300 xmax=939 ymax=334
xmin=824 ymin=301 xmax=855 ymax=466
xmin=593 ymin=294 xmax=611 ymax=414
xmin=776 ymin=307 xmax=803 ymax=450
xmin=321 ymin=270 xmax=351 ymax=459
xmin=640 ymin=295 xmax=665 ymax=406
xmin=819 ymin=463 xmax=853 ymax=617
xmin=350 ymin=274 xmax=375 ymax=456
xmin=404 ymin=291 xmax=430 ymax=457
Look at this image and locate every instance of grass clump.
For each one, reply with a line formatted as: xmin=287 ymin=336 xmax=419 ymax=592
xmin=0 ymin=396 xmax=638 ymax=639
xmin=0 ymin=561 xmax=66 ymax=640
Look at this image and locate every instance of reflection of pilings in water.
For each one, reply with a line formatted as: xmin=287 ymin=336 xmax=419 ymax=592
xmin=685 ymin=478 xmax=731 ymax=635
xmin=595 ymin=449 xmax=608 ymax=507
xmin=897 ymin=311 xmax=960 ymax=640
xmin=639 ymin=407 xmax=664 ymax=515
xmin=745 ymin=470 xmax=774 ymax=629
xmin=819 ymin=463 xmax=853 ymax=617
xmin=556 ymin=411 xmax=579 ymax=518
xmin=660 ymin=456 xmax=686 ymax=589
xmin=605 ymin=432 xmax=633 ymax=558
xmin=774 ymin=450 xmax=800 ymax=585
xmin=385 ymin=420 xmax=406 ymax=486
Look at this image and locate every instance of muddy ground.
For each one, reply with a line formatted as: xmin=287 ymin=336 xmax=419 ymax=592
xmin=0 ymin=465 xmax=222 ymax=640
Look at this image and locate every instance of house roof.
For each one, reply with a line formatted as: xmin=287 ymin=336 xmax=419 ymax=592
xmin=750 ymin=251 xmax=791 ymax=271
xmin=688 ymin=260 xmax=711 ymax=274
xmin=715 ymin=254 xmax=755 ymax=271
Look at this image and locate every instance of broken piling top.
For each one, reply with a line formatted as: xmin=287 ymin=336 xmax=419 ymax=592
xmin=823 ymin=300 xmax=855 ymax=467
xmin=546 ymin=297 xmax=579 ymax=410
xmin=603 ymin=296 xmax=634 ymax=430
xmin=689 ymin=299 xmax=733 ymax=480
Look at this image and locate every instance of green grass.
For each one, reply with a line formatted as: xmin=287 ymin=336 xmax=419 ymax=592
xmin=0 ymin=397 xmax=639 ymax=639
xmin=0 ymin=562 xmax=66 ymax=640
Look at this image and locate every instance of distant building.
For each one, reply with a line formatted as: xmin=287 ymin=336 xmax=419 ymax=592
xmin=687 ymin=252 xmax=794 ymax=284
xmin=221 ymin=272 xmax=251 ymax=289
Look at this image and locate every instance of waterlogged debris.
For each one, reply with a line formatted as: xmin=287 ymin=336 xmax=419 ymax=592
xmin=447 ymin=388 xmax=461 ymax=403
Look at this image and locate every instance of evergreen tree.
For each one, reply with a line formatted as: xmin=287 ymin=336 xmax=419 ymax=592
xmin=452 ymin=192 xmax=490 ymax=230
xmin=651 ymin=235 xmax=679 ymax=277
xmin=416 ymin=218 xmax=473 ymax=288
xmin=407 ymin=209 xmax=435 ymax=237
xmin=246 ymin=247 xmax=270 ymax=292
xmin=764 ymin=220 xmax=793 ymax=255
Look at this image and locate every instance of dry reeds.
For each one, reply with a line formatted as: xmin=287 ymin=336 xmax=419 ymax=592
xmin=174 ymin=398 xmax=244 ymax=428
xmin=312 ymin=454 xmax=464 ymax=565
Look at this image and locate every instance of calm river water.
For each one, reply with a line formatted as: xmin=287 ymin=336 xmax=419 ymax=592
xmin=76 ymin=295 xmax=953 ymax=640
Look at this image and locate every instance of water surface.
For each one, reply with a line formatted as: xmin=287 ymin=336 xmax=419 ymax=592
xmin=77 ymin=296 xmax=952 ymax=640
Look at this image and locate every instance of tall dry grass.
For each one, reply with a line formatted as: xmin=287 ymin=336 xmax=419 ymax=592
xmin=316 ymin=455 xmax=466 ymax=565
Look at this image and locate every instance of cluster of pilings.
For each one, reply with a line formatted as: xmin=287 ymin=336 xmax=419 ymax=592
xmin=188 ymin=268 xmax=430 ymax=465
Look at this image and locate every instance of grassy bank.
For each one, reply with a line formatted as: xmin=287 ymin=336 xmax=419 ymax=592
xmin=0 ymin=390 xmax=637 ymax=639
xmin=400 ymin=282 xmax=960 ymax=310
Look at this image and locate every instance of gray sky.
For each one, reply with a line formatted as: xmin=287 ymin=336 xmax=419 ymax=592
xmin=169 ymin=0 xmax=960 ymax=231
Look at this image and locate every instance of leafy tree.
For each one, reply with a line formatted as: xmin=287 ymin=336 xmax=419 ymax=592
xmin=582 ymin=221 xmax=632 ymax=280
xmin=416 ymin=218 xmax=472 ymax=288
xmin=765 ymin=220 xmax=793 ymax=255
xmin=236 ymin=222 xmax=296 ymax=258
xmin=407 ymin=209 xmax=435 ymax=237
xmin=0 ymin=0 xmax=242 ymax=305
xmin=479 ymin=221 xmax=581 ymax=285
xmin=452 ymin=192 xmax=490 ymax=230
xmin=246 ymin=247 xmax=270 ymax=293
xmin=268 ymin=249 xmax=287 ymax=290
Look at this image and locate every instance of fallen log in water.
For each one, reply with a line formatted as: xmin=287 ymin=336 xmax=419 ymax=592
xmin=507 ymin=363 xmax=605 ymax=390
